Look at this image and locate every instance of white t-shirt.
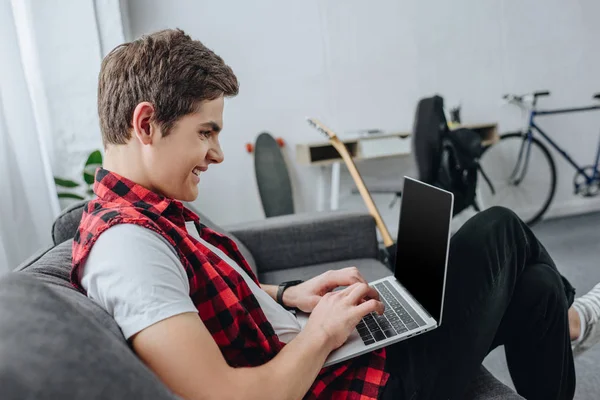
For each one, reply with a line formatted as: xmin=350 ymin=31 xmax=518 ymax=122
xmin=80 ymin=222 xmax=302 ymax=342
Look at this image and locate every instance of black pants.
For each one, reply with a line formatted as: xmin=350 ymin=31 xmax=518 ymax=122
xmin=380 ymin=207 xmax=576 ymax=400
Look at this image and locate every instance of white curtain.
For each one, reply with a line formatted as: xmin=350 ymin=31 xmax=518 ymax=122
xmin=0 ymin=0 xmax=59 ymax=273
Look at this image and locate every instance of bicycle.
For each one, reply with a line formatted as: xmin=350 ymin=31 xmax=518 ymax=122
xmin=477 ymin=90 xmax=600 ymax=225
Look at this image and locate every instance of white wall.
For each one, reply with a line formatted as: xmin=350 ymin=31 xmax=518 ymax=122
xmin=30 ymin=0 xmax=103 ymax=179
xmin=99 ymin=1 xmax=600 ymax=226
xmin=27 ymin=0 xmax=124 ymax=188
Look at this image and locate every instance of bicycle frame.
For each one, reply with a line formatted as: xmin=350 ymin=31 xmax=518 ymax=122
xmin=516 ymin=104 xmax=600 ymax=185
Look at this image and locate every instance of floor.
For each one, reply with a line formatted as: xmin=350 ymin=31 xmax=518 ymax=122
xmin=481 ymin=211 xmax=600 ymax=399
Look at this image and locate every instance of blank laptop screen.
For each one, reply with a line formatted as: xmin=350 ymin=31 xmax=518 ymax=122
xmin=394 ymin=178 xmax=453 ymax=324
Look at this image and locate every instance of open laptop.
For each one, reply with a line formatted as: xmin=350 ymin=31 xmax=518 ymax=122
xmin=296 ymin=177 xmax=454 ymax=367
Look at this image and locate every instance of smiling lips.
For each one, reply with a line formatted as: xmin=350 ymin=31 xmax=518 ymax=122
xmin=192 ymin=166 xmax=206 ymax=184
xmin=192 ymin=166 xmax=207 ymax=176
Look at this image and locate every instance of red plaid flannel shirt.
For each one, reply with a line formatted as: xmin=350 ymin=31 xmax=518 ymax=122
xmin=71 ymin=168 xmax=389 ymax=399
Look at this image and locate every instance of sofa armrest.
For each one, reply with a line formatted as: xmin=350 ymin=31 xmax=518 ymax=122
xmin=226 ymin=211 xmax=379 ymax=273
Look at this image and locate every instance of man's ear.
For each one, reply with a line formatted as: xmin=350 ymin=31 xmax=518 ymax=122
xmin=131 ymin=102 xmax=156 ymax=145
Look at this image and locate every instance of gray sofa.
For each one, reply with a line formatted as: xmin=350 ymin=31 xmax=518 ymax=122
xmin=0 ymin=201 xmax=523 ymax=399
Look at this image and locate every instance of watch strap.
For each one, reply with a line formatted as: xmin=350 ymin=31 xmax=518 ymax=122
xmin=276 ymin=280 xmax=303 ymax=311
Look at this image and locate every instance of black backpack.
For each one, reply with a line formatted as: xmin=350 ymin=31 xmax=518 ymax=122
xmin=413 ymin=96 xmax=491 ymax=216
xmin=435 ymin=128 xmax=483 ymax=215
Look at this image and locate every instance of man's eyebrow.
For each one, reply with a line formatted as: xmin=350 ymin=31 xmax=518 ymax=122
xmin=199 ymin=121 xmax=222 ymax=133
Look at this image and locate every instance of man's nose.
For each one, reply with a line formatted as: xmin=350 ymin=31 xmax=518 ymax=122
xmin=208 ymin=144 xmax=224 ymax=164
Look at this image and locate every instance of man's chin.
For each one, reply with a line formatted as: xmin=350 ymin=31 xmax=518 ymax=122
xmin=179 ymin=188 xmax=199 ymax=202
xmin=160 ymin=186 xmax=197 ymax=202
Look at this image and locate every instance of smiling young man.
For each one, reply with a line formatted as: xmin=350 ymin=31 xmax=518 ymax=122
xmin=70 ymin=28 xmax=593 ymax=400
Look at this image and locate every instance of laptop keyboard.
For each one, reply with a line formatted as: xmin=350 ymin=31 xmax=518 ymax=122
xmin=356 ymin=281 xmax=426 ymax=345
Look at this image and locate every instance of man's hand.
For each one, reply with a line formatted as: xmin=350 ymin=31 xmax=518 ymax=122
xmin=304 ymin=282 xmax=385 ymax=351
xmin=283 ymin=267 xmax=379 ymax=312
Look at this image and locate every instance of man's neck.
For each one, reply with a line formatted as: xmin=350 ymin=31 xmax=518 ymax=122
xmin=103 ymin=146 xmax=153 ymax=191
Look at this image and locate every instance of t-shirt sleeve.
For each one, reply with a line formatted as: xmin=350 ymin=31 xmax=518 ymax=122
xmin=80 ymin=224 xmax=198 ymax=340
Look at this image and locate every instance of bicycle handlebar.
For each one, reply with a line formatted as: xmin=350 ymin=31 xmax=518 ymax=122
xmin=503 ymin=91 xmax=551 ymax=107
xmin=503 ymin=90 xmax=550 ymax=100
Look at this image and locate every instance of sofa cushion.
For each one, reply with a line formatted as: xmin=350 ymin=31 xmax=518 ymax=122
xmin=0 ymin=273 xmax=179 ymax=400
xmin=259 ymin=258 xmax=392 ymax=285
xmin=228 ymin=211 xmax=379 ymax=273
xmin=15 ymin=240 xmax=125 ymax=339
xmin=51 ymin=201 xmax=88 ymax=246
xmin=463 ymin=366 xmax=524 ymax=399
xmin=52 ymin=200 xmax=258 ymax=276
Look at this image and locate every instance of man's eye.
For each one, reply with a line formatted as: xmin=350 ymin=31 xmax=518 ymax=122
xmin=198 ymin=131 xmax=212 ymax=138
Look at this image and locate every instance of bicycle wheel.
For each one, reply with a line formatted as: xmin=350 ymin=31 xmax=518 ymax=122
xmin=477 ymin=132 xmax=556 ymax=225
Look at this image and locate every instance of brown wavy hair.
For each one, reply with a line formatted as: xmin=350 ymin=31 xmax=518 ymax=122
xmin=98 ymin=28 xmax=238 ymax=146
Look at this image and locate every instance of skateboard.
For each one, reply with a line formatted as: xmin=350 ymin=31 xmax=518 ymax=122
xmin=247 ymin=132 xmax=294 ymax=218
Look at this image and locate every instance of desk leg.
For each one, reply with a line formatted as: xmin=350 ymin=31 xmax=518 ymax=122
xmin=330 ymin=162 xmax=340 ymax=210
xmin=316 ymin=166 xmax=326 ymax=212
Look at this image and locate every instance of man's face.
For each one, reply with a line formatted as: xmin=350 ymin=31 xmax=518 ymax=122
xmin=145 ymin=96 xmax=225 ymax=201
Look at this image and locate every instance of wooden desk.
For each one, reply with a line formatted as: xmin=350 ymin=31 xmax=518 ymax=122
xmin=296 ymin=131 xmax=412 ymax=166
xmin=296 ymin=132 xmax=412 ymax=210
xmin=297 ymin=123 xmax=498 ymax=211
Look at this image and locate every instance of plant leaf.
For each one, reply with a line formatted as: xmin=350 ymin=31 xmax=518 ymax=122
xmin=83 ymin=164 xmax=102 ymax=184
xmin=83 ymin=150 xmax=103 ymax=184
xmin=86 ymin=188 xmax=95 ymax=196
xmin=54 ymin=177 xmax=80 ymax=188
xmin=85 ymin=150 xmax=103 ymax=166
xmin=83 ymin=173 xmax=94 ymax=185
xmin=57 ymin=192 xmax=85 ymax=200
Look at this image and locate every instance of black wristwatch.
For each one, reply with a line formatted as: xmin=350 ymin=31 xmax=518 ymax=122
xmin=276 ymin=280 xmax=304 ymax=311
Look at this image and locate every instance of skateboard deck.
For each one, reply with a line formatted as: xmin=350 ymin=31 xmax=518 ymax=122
xmin=254 ymin=132 xmax=294 ymax=217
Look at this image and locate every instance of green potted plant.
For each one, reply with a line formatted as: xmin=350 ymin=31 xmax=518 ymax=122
xmin=54 ymin=150 xmax=103 ymax=203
